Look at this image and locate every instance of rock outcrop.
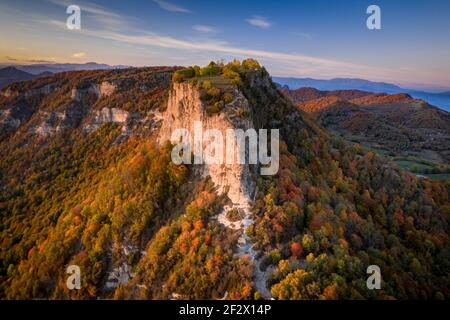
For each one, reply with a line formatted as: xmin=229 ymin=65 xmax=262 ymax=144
xmin=32 ymin=105 xmax=85 ymax=136
xmin=158 ymin=81 xmax=273 ymax=298
xmin=84 ymin=107 xmax=133 ymax=133
xmin=71 ymin=81 xmax=116 ymax=102
xmin=0 ymin=109 xmax=21 ymax=131
xmin=2 ymin=88 xmax=15 ymax=98
xmin=24 ymin=84 xmax=57 ymax=98
xmin=159 ymin=82 xmax=256 ymax=205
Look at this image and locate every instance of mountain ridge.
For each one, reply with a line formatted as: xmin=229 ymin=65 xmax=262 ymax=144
xmin=0 ymin=67 xmax=36 ymax=90
xmin=0 ymin=62 xmax=129 ymax=76
xmin=274 ymin=76 xmax=450 ymax=111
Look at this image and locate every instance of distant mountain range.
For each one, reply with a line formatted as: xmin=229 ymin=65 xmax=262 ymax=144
xmin=0 ymin=63 xmax=129 ymax=90
xmin=0 ymin=67 xmax=50 ymax=89
xmin=274 ymin=77 xmax=450 ymax=111
xmin=0 ymin=62 xmax=129 ymax=75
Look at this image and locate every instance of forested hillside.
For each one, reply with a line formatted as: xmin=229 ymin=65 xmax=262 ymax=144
xmin=0 ymin=61 xmax=449 ymax=299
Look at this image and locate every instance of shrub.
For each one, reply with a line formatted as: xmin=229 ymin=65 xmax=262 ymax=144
xmin=223 ymin=92 xmax=233 ymax=104
xmin=226 ymin=209 xmax=243 ymax=222
xmin=242 ymin=58 xmax=261 ymax=70
xmin=207 ymin=87 xmax=221 ymax=98
xmin=206 ymin=101 xmax=224 ymax=116
xmin=202 ymin=80 xmax=212 ymax=90
xmin=200 ymin=61 xmax=221 ymax=76
xmin=222 ymin=67 xmax=241 ymax=83
xmin=173 ymin=67 xmax=196 ymax=82
xmin=236 ymin=108 xmax=250 ymax=118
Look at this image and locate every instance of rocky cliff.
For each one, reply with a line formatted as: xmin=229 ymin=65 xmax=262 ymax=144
xmin=159 ymin=82 xmax=256 ymax=206
xmin=158 ymin=81 xmax=278 ymax=297
xmin=0 ymin=71 xmax=169 ymax=139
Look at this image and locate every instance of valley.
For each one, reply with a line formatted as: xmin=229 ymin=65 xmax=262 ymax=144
xmin=281 ymin=87 xmax=450 ymax=180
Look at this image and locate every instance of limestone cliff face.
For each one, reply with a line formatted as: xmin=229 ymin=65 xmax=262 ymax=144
xmin=159 ymin=82 xmax=255 ymax=205
xmin=0 ymin=84 xmax=58 ymax=99
xmin=71 ymin=81 xmax=116 ymax=102
xmin=0 ymin=109 xmax=21 ymax=131
xmin=2 ymin=88 xmax=17 ymax=98
xmin=24 ymin=84 xmax=56 ymax=98
xmin=158 ymin=81 xmax=276 ymax=298
xmin=84 ymin=107 xmax=134 ymax=134
xmin=32 ymin=109 xmax=79 ymax=136
xmin=3 ymin=79 xmax=131 ymax=136
xmin=95 ymin=107 xmax=129 ymax=124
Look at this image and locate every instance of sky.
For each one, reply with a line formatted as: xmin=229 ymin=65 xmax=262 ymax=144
xmin=1 ymin=0 xmax=450 ymax=90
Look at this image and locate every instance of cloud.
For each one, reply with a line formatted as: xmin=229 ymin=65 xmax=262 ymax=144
xmin=6 ymin=56 xmax=57 ymax=63
xmin=47 ymin=0 xmax=120 ymax=18
xmin=71 ymin=27 xmax=364 ymax=71
xmin=246 ymin=16 xmax=271 ymax=29
xmin=72 ymin=52 xmax=86 ymax=58
xmin=193 ymin=25 xmax=218 ymax=33
xmin=292 ymin=31 xmax=312 ymax=40
xmin=153 ymin=0 xmax=191 ymax=13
